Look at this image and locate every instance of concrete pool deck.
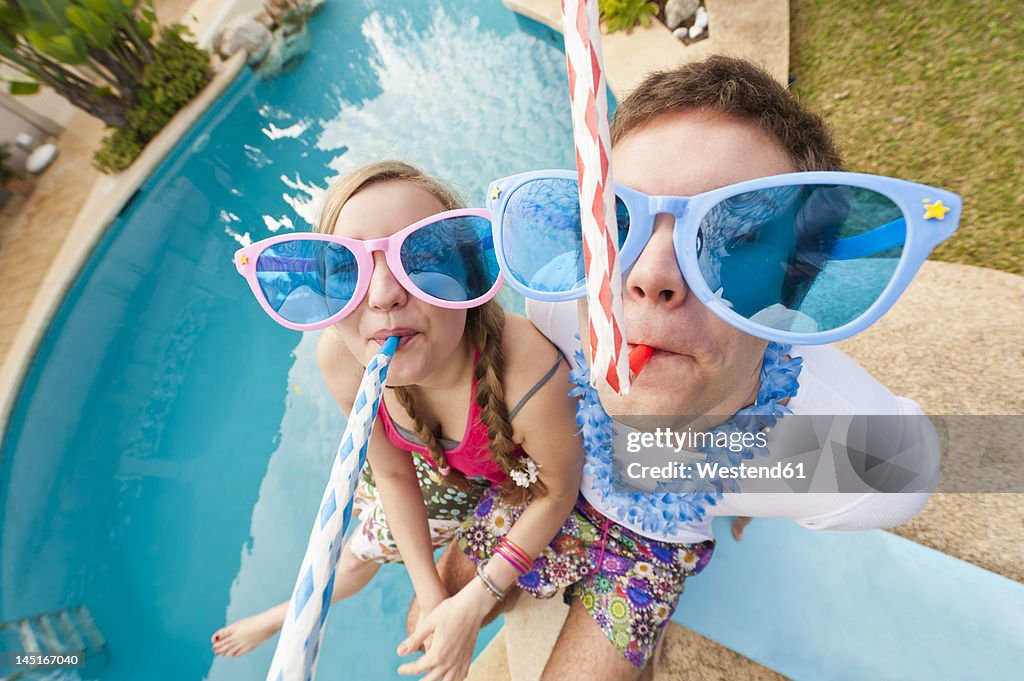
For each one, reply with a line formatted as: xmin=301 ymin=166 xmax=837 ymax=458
xmin=505 ymin=0 xmax=790 ymax=93
xmin=0 ymin=1 xmax=1020 ymax=679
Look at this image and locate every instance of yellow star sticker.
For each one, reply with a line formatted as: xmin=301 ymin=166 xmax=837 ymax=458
xmin=239 ymin=254 xmax=249 ymax=265
xmin=489 ymin=186 xmax=501 ymax=200
xmin=922 ymin=199 xmax=950 ymax=221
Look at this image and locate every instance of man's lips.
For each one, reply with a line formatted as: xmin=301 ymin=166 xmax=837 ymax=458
xmin=627 ymin=330 xmax=705 ymax=357
xmin=627 ymin=341 xmax=676 ymax=357
xmin=627 ymin=341 xmax=699 ymax=374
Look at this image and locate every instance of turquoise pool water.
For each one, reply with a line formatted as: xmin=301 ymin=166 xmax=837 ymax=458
xmin=0 ymin=2 xmax=575 ymax=679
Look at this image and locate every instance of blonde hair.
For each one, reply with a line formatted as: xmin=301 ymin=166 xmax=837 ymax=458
xmin=316 ymin=160 xmax=463 ymax=235
xmin=322 ymin=161 xmax=543 ymax=504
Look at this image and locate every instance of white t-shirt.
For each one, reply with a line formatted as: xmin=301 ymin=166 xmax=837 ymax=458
xmin=526 ymin=299 xmax=940 ymax=544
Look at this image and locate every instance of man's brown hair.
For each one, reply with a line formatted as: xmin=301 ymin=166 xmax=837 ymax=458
xmin=610 ymin=55 xmax=844 ymax=171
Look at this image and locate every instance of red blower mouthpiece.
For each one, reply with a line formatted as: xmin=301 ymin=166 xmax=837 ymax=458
xmin=628 ymin=344 xmax=655 ymax=378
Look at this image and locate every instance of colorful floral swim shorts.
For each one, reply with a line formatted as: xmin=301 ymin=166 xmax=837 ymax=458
xmin=458 ymin=489 xmax=715 ymax=668
xmin=349 ymin=452 xmax=487 ymax=563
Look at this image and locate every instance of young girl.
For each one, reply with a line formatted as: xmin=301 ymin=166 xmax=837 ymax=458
xmin=212 ymin=161 xmax=582 ymax=662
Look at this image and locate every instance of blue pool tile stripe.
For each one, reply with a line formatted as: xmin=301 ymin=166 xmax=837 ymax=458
xmin=672 ymin=518 xmax=1024 ymax=681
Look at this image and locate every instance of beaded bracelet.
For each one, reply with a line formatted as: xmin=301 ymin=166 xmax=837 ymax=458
xmin=475 ymin=561 xmax=506 ymax=600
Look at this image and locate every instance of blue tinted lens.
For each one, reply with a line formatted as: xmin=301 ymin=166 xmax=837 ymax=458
xmin=256 ymin=240 xmax=358 ymax=324
xmin=501 ymin=178 xmax=629 ymax=293
xmin=696 ymin=184 xmax=905 ymax=333
xmin=399 ymin=215 xmax=500 ymax=302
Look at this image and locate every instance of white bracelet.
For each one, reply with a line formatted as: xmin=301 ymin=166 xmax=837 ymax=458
xmin=475 ymin=560 xmax=506 ymax=600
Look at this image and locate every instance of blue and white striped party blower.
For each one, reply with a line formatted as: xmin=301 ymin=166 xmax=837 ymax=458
xmin=267 ymin=335 xmax=400 ymax=681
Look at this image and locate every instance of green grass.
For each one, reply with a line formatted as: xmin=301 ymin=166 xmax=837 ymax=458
xmin=790 ymin=0 xmax=1023 ymax=274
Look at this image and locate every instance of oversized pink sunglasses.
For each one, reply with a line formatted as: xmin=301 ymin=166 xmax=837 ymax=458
xmin=234 ymin=208 xmax=503 ymax=330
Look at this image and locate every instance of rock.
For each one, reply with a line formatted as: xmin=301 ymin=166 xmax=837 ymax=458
xmin=689 ymin=24 xmax=705 ymax=40
xmin=26 ymin=143 xmax=58 ymax=174
xmin=693 ymin=6 xmax=709 ymax=30
xmin=213 ymin=13 xmax=272 ymax=64
xmin=256 ymin=23 xmax=313 ymax=77
xmin=263 ymin=0 xmax=292 ymax=25
xmin=664 ymin=0 xmax=700 ymax=30
xmin=253 ymin=10 xmax=276 ymax=29
xmin=224 ymin=0 xmax=325 ymax=76
xmin=263 ymin=0 xmax=325 ymax=29
xmin=255 ymin=37 xmax=284 ymax=75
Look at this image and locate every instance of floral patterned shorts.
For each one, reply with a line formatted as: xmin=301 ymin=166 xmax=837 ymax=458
xmin=349 ymin=452 xmax=487 ymax=563
xmin=458 ymin=489 xmax=715 ymax=668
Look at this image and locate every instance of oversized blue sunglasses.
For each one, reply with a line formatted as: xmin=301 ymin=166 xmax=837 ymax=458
xmin=486 ymin=170 xmax=960 ymax=345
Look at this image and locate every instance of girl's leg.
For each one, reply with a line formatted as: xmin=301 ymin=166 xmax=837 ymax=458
xmin=330 ymin=540 xmax=383 ymax=601
xmin=211 ymin=601 xmax=289 ymax=658
xmin=731 ymin=516 xmax=753 ymax=541
xmin=211 ymin=541 xmax=380 ymax=657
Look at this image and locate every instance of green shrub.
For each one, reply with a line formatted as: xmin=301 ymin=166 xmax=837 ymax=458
xmin=140 ymin=27 xmax=212 ymax=118
xmin=93 ymin=27 xmax=210 ymax=173
xmin=599 ymin=0 xmax=660 ymax=33
xmin=94 ymin=128 xmax=145 ymax=174
xmin=124 ymin=102 xmax=171 ymax=142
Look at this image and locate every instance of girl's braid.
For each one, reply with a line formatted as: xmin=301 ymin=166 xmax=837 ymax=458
xmin=389 ymin=384 xmax=477 ymax=493
xmin=469 ymin=302 xmax=546 ymax=504
xmin=389 ymin=302 xmax=547 ymax=502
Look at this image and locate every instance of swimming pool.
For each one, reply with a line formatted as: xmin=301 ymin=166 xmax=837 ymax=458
xmin=0 ymin=2 xmax=575 ymax=679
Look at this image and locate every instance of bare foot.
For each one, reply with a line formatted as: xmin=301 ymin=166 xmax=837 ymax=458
xmin=211 ymin=604 xmax=286 ymax=657
xmin=731 ymin=516 xmax=752 ymax=541
xmin=211 ymin=545 xmax=378 ymax=658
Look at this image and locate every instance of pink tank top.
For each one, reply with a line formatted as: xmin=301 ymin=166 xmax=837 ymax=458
xmin=378 ymin=354 xmax=517 ymax=485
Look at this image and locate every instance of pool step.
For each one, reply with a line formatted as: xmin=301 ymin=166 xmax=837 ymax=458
xmin=0 ymin=605 xmax=108 ymax=676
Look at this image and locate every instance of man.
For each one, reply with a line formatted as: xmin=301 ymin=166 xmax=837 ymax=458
xmin=400 ymin=55 xmax=942 ymax=681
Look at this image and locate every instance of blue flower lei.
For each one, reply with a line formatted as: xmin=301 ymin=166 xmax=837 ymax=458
xmin=569 ymin=342 xmax=803 ymax=536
